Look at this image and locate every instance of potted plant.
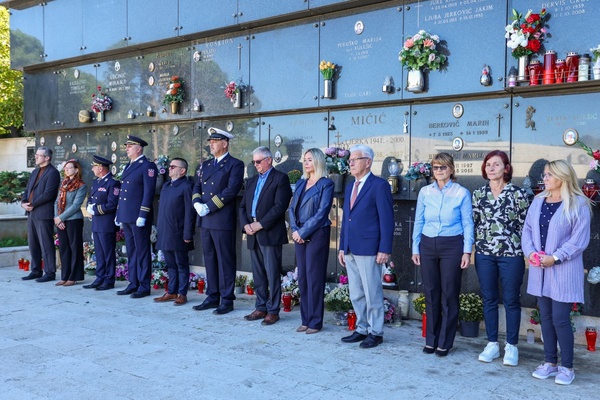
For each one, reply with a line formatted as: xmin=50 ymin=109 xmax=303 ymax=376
xmin=246 ymin=279 xmax=254 ymax=295
xmin=91 ymin=86 xmax=113 ymax=121
xmin=163 ymin=76 xmax=185 ymax=114
xmin=151 ymin=269 xmax=168 ymax=290
xmin=459 ymin=293 xmax=484 ymax=337
xmin=235 ymin=274 xmax=247 ymax=294
xmin=287 ymin=169 xmax=302 ymax=192
xmin=84 ymin=261 xmax=97 ymax=276
xmin=324 ymin=284 xmax=352 ymax=325
xmin=412 ymin=293 xmax=426 ymax=337
xmin=398 ymin=30 xmax=447 ymax=92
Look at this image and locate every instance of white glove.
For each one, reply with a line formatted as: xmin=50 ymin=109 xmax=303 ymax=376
xmin=114 ymin=217 xmax=122 ymax=227
xmin=87 ymin=204 xmax=95 ymax=216
xmin=136 ymin=217 xmax=146 ymax=227
xmin=194 ymin=202 xmax=203 ymax=216
xmin=199 ymin=203 xmax=210 ymax=217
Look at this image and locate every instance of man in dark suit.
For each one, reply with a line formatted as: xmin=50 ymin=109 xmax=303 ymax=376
xmin=115 ymin=135 xmax=158 ymax=298
xmin=154 ymin=157 xmax=195 ymax=306
xmin=192 ymin=127 xmax=244 ymax=315
xmin=84 ymin=155 xmax=121 ymax=291
xmin=338 ymin=144 xmax=394 ymax=348
xmin=21 ymin=146 xmax=61 ymax=282
xmin=240 ymin=146 xmax=293 ymax=326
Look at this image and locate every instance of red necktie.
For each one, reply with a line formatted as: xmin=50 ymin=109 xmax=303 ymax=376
xmin=350 ymin=181 xmax=360 ymax=209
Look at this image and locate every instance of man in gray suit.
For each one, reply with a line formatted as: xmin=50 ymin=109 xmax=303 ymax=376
xmin=21 ymin=146 xmax=61 ymax=282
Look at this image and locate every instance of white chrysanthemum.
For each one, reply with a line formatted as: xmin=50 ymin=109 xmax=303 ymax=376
xmin=588 ymin=266 xmax=600 ymax=284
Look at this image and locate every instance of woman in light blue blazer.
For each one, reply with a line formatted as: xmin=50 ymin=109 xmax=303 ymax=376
xmin=289 ymin=148 xmax=334 ymax=334
xmin=54 ymin=159 xmax=87 ymax=286
xmin=523 ymin=159 xmax=592 ymax=385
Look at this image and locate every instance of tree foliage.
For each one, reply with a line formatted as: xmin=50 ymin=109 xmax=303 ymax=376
xmin=0 ymin=170 xmax=30 ymax=203
xmin=0 ymin=7 xmax=24 ymax=137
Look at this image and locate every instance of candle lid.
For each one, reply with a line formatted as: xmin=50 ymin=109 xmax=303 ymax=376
xmin=545 ymin=50 xmax=556 ymax=54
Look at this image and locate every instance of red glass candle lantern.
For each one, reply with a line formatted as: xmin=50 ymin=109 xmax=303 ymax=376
xmin=18 ymin=258 xmax=24 ymax=269
xmin=582 ymin=179 xmax=599 ymax=200
xmin=543 ymin=50 xmax=556 ymax=84
xmin=528 ymin=60 xmax=543 ymax=86
xmin=554 ymin=59 xmax=566 ymax=83
xmin=533 ymin=180 xmax=545 ymax=195
xmin=422 ymin=312 xmax=427 ymax=338
xmin=585 ymin=327 xmax=596 ymax=351
xmin=197 ymin=279 xmax=205 ymax=294
xmin=566 ymin=52 xmax=579 ymax=82
xmin=347 ymin=309 xmax=357 ymax=331
xmin=23 ymin=259 xmax=30 ymax=271
xmin=246 ymin=285 xmax=254 ymax=295
xmin=282 ymin=292 xmax=292 ymax=312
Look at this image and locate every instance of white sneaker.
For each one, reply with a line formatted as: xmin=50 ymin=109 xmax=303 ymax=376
xmin=503 ymin=343 xmax=519 ymax=366
xmin=532 ymin=363 xmax=559 ymax=379
xmin=478 ymin=342 xmax=500 ymax=362
xmin=555 ymin=366 xmax=575 ymax=385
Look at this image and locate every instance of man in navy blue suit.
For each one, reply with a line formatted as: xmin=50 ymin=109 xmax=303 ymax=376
xmin=154 ymin=157 xmax=195 ymax=306
xmin=115 ymin=135 xmax=158 ymax=298
xmin=84 ymin=155 xmax=121 ymax=291
xmin=21 ymin=146 xmax=61 ymax=282
xmin=192 ymin=127 xmax=244 ymax=315
xmin=338 ymin=144 xmax=394 ymax=349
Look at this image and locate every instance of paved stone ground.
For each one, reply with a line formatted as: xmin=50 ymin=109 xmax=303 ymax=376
xmin=1 ymin=266 xmax=598 ymax=399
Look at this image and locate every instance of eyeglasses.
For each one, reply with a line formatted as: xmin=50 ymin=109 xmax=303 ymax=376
xmin=35 ymin=154 xmax=49 ymax=158
xmin=541 ymin=172 xmax=553 ymax=179
xmin=252 ymin=157 xmax=269 ymax=165
xmin=169 ymin=165 xmax=184 ymax=169
xmin=432 ymin=165 xmax=448 ymax=171
xmin=348 ymin=157 xmax=369 ymax=164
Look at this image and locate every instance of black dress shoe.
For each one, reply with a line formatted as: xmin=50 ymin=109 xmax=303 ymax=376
xmin=130 ymin=291 xmax=151 ymax=299
xmin=213 ymin=304 xmax=234 ymax=315
xmin=117 ymin=288 xmax=136 ymax=296
xmin=192 ymin=301 xmax=219 ymax=311
xmin=96 ymin=284 xmax=115 ymax=291
xmin=423 ymin=346 xmax=436 ymax=354
xmin=435 ymin=348 xmax=450 ymax=357
xmin=83 ymin=282 xmax=101 ymax=289
xmin=22 ymin=272 xmax=43 ymax=281
xmin=341 ymin=332 xmax=368 ymax=343
xmin=35 ymin=274 xmax=55 ymax=283
xmin=360 ymin=333 xmax=383 ymax=349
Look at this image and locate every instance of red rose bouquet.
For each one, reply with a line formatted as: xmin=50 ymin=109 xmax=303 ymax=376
xmin=505 ymin=8 xmax=548 ymax=59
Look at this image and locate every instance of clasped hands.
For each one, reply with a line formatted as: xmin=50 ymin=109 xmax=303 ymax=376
xmin=244 ymin=221 xmax=263 ymax=236
xmin=194 ymin=202 xmax=210 ymax=217
xmin=54 ymin=216 xmax=65 ymax=230
xmin=529 ymin=251 xmax=554 ymax=268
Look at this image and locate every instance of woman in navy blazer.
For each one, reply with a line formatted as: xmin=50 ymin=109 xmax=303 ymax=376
xmin=289 ymin=148 xmax=334 ymax=334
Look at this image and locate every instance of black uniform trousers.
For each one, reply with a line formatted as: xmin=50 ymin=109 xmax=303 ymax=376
xmin=122 ymin=222 xmax=153 ymax=293
xmin=92 ymin=231 xmax=117 ymax=286
xmin=201 ymin=228 xmax=236 ymax=305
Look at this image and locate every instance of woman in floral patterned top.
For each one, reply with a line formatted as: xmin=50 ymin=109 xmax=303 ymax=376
xmin=472 ymin=150 xmax=530 ymax=367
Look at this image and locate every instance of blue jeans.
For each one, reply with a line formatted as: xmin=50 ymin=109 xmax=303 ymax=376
xmin=475 ymin=254 xmax=525 ymax=345
xmin=537 ymin=296 xmax=574 ymax=368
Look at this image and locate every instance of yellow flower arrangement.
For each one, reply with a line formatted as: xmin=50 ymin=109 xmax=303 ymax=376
xmin=319 ymin=60 xmax=336 ymax=80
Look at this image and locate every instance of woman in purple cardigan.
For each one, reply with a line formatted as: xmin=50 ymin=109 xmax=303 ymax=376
xmin=522 ymin=160 xmax=592 ymax=386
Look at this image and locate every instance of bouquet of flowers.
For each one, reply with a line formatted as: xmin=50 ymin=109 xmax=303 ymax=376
xmin=155 ymin=155 xmax=169 ymax=175
xmin=224 ymin=81 xmax=240 ymax=102
xmin=83 ymin=241 xmax=95 ymax=261
xmin=319 ymin=60 xmax=336 ymax=80
xmin=151 ymin=250 xmax=166 ymax=269
xmin=188 ymin=272 xmax=200 ymax=290
xmin=91 ymin=86 xmax=113 ymax=112
xmin=459 ymin=293 xmax=484 ymax=322
xmin=404 ymin=162 xmax=432 ymax=181
xmin=399 ymin=30 xmax=446 ymax=71
xmin=575 ymin=140 xmax=600 ymax=173
xmin=325 ymin=147 xmax=350 ymax=175
xmin=115 ymin=228 xmax=125 ymax=244
xmin=325 ymin=284 xmax=352 ymax=312
xmin=383 ymin=298 xmax=395 ymax=323
xmin=151 ymin=269 xmax=168 ymax=289
xmin=530 ymin=307 xmax=541 ymax=325
xmin=281 ymin=268 xmax=300 ymax=305
xmin=570 ymin=303 xmax=583 ymax=332
xmin=54 ymin=234 xmax=59 ymax=250
xmin=150 ymin=225 xmax=158 ymax=243
xmin=588 ymin=266 xmax=600 ymax=284
xmin=505 ymin=8 xmax=548 ymax=59
xmin=116 ymin=258 xmax=129 ymax=281
xmin=412 ymin=293 xmax=426 ymax=315
xmin=163 ymin=76 xmax=184 ymax=104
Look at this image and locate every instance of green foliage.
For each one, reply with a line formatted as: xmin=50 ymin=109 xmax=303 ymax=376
xmin=0 ymin=170 xmax=30 ymax=203
xmin=0 ymin=7 xmax=24 ymax=136
xmin=325 ymin=284 xmax=353 ymax=312
xmin=235 ymin=274 xmax=247 ymax=287
xmin=459 ymin=293 xmax=484 ymax=322
xmin=0 ymin=236 xmax=27 ymax=247
xmin=287 ymin=169 xmax=302 ymax=184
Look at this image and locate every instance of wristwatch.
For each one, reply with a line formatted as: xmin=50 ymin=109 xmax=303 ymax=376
xmin=552 ymin=255 xmax=562 ymax=265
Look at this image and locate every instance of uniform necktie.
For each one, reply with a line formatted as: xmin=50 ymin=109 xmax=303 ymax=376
xmin=350 ymin=181 xmax=360 ymax=209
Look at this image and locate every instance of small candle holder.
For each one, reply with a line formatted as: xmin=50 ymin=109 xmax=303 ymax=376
xmin=533 ymin=180 xmax=545 ymax=195
xmin=347 ymin=309 xmax=357 ymax=331
xmin=197 ymin=279 xmax=205 ymax=294
xmin=527 ymin=329 xmax=535 ymax=344
xmin=282 ymin=292 xmax=292 ymax=312
xmin=582 ymin=178 xmax=599 ymax=200
xmin=586 ymin=327 xmax=597 ymax=351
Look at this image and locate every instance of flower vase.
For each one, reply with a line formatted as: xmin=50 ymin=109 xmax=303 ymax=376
xmin=459 ymin=320 xmax=480 ymax=337
xmin=282 ymin=292 xmax=292 ymax=312
xmin=323 ymin=79 xmax=333 ymax=99
xmin=421 ymin=312 xmax=427 ymax=337
xmin=330 ymin=173 xmax=344 ymax=193
xmin=517 ymin=55 xmax=529 ymax=82
xmin=233 ymin=92 xmax=242 ymax=108
xmin=397 ymin=290 xmax=410 ymax=319
xmin=234 ymin=285 xmax=244 ymax=294
xmin=406 ymin=69 xmax=424 ymax=93
xmin=170 ymin=101 xmax=179 ymax=114
xmin=586 ymin=327 xmax=597 ymax=351
xmin=96 ymin=111 xmax=104 ymax=122
xmin=333 ymin=311 xmax=348 ymax=326
xmin=197 ymin=279 xmax=205 ymax=294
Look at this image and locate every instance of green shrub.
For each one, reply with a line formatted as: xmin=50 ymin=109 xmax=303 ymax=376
xmin=0 ymin=171 xmax=31 ymax=203
xmin=0 ymin=236 xmax=28 ymax=247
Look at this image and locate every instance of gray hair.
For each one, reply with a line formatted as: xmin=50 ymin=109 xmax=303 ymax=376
xmin=38 ymin=146 xmax=53 ymax=160
xmin=349 ymin=144 xmax=374 ymax=160
xmin=252 ymin=146 xmax=272 ymax=159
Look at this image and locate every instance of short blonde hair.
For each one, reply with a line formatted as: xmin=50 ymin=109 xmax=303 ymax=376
xmin=303 ymin=148 xmax=327 ymax=180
